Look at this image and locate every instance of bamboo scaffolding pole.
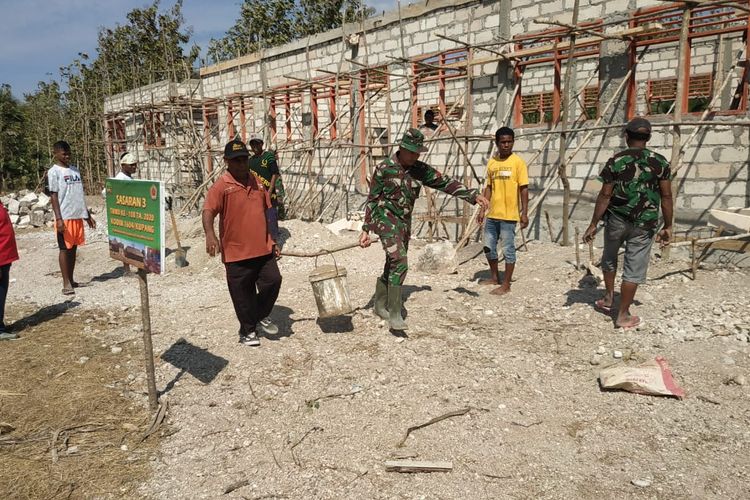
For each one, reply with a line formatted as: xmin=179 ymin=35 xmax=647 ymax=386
xmin=664 ymin=8 xmax=692 ymax=260
xmin=557 ymin=0 xmax=580 ymax=247
xmin=672 ymin=45 xmax=747 ymax=176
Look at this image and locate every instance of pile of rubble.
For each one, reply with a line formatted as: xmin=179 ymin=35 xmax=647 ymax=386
xmin=1 ymin=191 xmax=55 ymax=228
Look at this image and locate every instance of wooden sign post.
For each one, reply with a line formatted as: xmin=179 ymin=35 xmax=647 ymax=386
xmin=104 ymin=179 xmax=165 ymax=411
xmin=137 ymin=269 xmax=158 ymax=410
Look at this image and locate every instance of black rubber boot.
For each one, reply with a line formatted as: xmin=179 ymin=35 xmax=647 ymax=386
xmin=374 ymin=278 xmax=389 ymax=320
xmin=387 ymin=284 xmax=408 ymax=331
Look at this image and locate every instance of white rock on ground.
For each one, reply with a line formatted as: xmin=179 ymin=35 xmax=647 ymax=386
xmin=19 ymin=192 xmax=38 ymax=204
xmin=415 ymin=239 xmax=458 ymax=274
xmin=6 ymin=199 xmax=20 ymax=215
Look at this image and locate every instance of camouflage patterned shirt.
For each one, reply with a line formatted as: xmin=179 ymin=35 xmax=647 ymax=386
xmin=598 ymin=148 xmax=671 ymax=228
xmin=363 ymin=153 xmax=479 ymax=232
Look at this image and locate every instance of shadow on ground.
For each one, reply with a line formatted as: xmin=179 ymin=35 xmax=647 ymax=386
xmin=159 ymin=338 xmax=229 ymax=396
xmin=90 ymin=266 xmax=128 ymax=283
xmin=11 ymin=301 xmax=81 ymax=332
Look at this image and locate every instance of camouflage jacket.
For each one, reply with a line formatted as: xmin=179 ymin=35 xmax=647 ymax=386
xmin=598 ymin=147 xmax=671 ymax=228
xmin=362 ymin=153 xmax=479 ymax=232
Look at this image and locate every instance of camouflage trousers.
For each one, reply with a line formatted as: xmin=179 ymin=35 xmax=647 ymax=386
xmin=373 ymin=220 xmax=411 ymax=286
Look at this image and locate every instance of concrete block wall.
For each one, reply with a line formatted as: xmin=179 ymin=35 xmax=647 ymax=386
xmin=106 ymin=0 xmax=748 ymax=225
xmin=103 ymin=80 xmax=204 ymax=201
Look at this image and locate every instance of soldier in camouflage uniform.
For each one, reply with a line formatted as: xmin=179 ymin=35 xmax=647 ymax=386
xmin=583 ymin=117 xmax=673 ymax=329
xmin=359 ymin=128 xmax=489 ymax=330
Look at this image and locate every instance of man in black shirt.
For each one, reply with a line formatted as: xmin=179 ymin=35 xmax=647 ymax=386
xmin=248 ymin=133 xmax=281 ymax=241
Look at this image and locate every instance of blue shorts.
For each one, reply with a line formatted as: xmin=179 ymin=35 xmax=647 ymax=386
xmin=483 ymin=218 xmax=517 ymax=263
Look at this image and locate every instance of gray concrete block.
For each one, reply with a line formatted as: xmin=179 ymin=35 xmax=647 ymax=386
xmin=689 ymin=195 xmax=719 ymax=210
xmin=684 ymin=181 xmax=716 ymax=195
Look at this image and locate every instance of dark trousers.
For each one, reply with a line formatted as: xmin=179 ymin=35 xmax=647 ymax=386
xmin=225 ymin=254 xmax=282 ymax=335
xmin=0 ymin=264 xmax=10 ymax=329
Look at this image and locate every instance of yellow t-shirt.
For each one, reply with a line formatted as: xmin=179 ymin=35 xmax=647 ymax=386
xmin=485 ymin=153 xmax=529 ymax=221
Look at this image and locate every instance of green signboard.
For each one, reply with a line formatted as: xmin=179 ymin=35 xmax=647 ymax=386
xmin=104 ymin=179 xmax=165 ymax=274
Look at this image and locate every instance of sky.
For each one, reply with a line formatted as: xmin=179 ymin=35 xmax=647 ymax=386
xmin=0 ymin=0 xmax=398 ymax=99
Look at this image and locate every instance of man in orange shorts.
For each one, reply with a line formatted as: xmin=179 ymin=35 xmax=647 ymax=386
xmin=48 ymin=141 xmax=96 ymax=295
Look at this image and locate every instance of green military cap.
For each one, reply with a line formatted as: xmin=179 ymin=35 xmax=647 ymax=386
xmin=400 ymin=127 xmax=429 ymax=153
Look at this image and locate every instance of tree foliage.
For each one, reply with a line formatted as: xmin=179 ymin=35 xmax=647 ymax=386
xmin=1 ymin=0 xmax=377 ymax=192
xmin=1 ymin=0 xmax=199 ymax=193
xmin=0 ymin=84 xmax=28 ymax=190
xmin=207 ymin=0 xmax=374 ymax=63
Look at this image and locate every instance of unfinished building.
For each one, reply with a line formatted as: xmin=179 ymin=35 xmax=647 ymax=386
xmin=103 ymin=0 xmax=750 ymax=242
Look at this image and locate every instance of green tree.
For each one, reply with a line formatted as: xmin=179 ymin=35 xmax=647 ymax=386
xmin=207 ymin=0 xmax=374 ymax=64
xmin=22 ymin=81 xmax=66 ymax=187
xmin=296 ymin=0 xmax=372 ymax=38
xmin=0 ymin=84 xmax=29 ymax=191
xmin=58 ymin=0 xmax=199 ymax=192
xmin=207 ymin=0 xmax=297 ymax=63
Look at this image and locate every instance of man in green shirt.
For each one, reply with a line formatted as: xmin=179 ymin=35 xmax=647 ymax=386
xmin=248 ymin=133 xmax=283 ymax=240
xmin=583 ymin=117 xmax=673 ymax=329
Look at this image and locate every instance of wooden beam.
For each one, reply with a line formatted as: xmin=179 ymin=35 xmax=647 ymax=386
xmin=670 ymin=232 xmax=750 ymax=247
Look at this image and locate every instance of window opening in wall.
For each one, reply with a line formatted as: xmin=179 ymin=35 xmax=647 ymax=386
xmin=411 ymin=49 xmax=469 ymax=128
xmin=647 ymin=73 xmax=713 ymax=115
xmin=416 ymin=103 xmax=466 ymax=123
xmin=203 ymin=102 xmax=220 ymax=146
xmin=512 ymin=22 xmax=603 ymax=127
xmin=582 ymin=86 xmax=599 ymax=119
xmin=269 ymin=85 xmax=305 ymax=145
xmin=107 ymin=117 xmax=127 ymax=153
xmin=631 ymin=3 xmax=749 ymax=115
xmin=520 ymin=92 xmax=555 ymax=125
xmin=143 ymin=111 xmax=163 ymax=149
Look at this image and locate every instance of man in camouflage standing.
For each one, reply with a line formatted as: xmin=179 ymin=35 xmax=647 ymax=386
xmin=583 ymin=117 xmax=672 ymax=329
xmin=359 ymin=128 xmax=489 ymax=330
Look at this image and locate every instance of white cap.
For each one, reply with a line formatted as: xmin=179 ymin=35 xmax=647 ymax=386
xmin=248 ymin=133 xmax=263 ymax=144
xmin=120 ymin=152 xmax=137 ymax=165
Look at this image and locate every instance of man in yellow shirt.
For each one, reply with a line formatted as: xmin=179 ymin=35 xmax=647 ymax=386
xmin=480 ymin=127 xmax=529 ymax=295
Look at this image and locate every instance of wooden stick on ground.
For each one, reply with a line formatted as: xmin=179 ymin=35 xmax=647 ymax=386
xmin=290 ymin=426 xmax=323 ymax=467
xmin=520 ymin=225 xmax=529 ymax=252
xmin=691 ymin=238 xmax=698 ymax=280
xmin=385 ymin=460 xmax=453 ymax=473
xmin=397 ymin=407 xmax=471 ymax=448
xmin=574 ymin=226 xmax=581 ymax=269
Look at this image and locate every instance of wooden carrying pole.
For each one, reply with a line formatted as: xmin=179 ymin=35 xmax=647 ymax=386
xmin=137 ymin=269 xmax=159 ymax=411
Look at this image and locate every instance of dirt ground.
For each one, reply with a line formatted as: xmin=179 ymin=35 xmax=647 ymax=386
xmin=0 ymin=301 xmax=158 ymax=499
xmin=2 ymin=204 xmax=749 ymax=499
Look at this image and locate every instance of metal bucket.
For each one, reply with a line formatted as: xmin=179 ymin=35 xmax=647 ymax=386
xmin=308 ymin=253 xmax=353 ymax=318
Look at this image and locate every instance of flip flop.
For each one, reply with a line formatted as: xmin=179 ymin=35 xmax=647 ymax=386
xmin=594 ymin=299 xmax=612 ymax=313
xmin=62 ymin=288 xmax=75 ymax=296
xmin=616 ymin=315 xmax=642 ymax=329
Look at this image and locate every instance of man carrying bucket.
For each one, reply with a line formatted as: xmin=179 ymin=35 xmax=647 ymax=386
xmin=203 ymin=139 xmax=282 ymax=347
xmin=359 ymin=128 xmax=489 ymax=331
